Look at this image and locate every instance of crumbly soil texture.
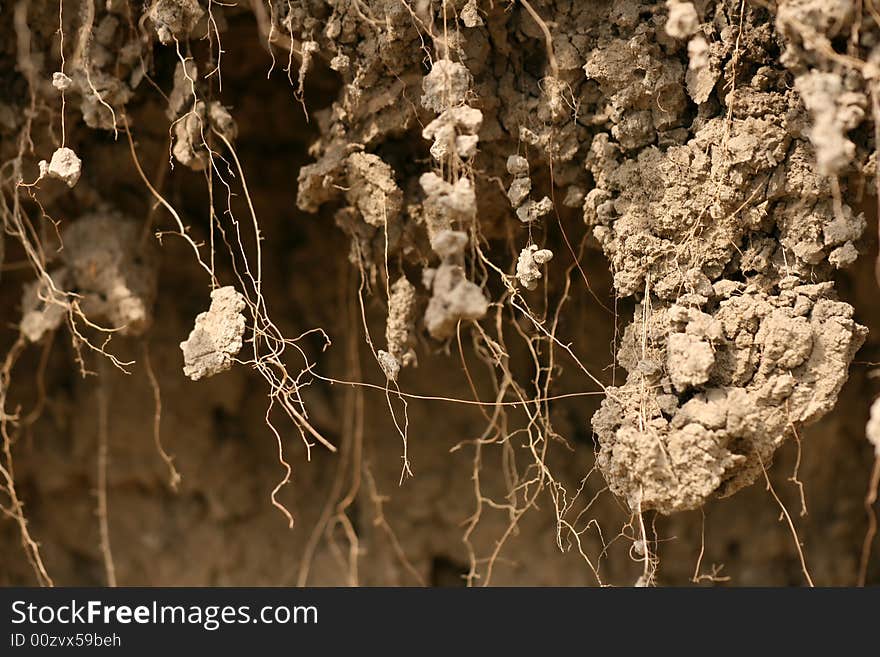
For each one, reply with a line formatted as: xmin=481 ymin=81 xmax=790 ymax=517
xmin=2 ymin=0 xmax=880 ymax=586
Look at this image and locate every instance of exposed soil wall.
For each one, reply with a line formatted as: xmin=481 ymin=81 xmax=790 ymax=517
xmin=1 ymin=0 xmax=880 ymax=586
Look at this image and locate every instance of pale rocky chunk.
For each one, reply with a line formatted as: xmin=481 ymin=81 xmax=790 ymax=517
xmin=385 ymin=277 xmax=418 ymax=370
xmin=460 ymin=0 xmax=482 ymax=27
xmin=666 ymin=332 xmax=714 ymax=391
xmin=208 ymin=102 xmax=237 ymax=141
xmin=20 ymin=270 xmax=70 ymax=342
xmin=39 ymin=147 xmax=82 ymax=188
xmin=172 ymin=103 xmax=208 ymax=170
xmin=171 ymin=99 xmax=236 ymax=171
xmin=828 ymin=242 xmax=859 ymax=269
xmin=147 ymin=0 xmax=205 ymax=45
xmin=377 ymin=350 xmax=401 ymax=382
xmin=580 ymin=14 xmax=873 ymax=515
xmin=507 ymin=177 xmax=531 ymax=208
xmin=424 ymin=263 xmax=488 ymax=340
xmin=345 ymin=152 xmax=403 ymax=227
xmin=794 ymin=71 xmax=865 ymax=175
xmin=419 ymin=173 xmax=476 ymax=223
xmin=421 ymin=59 xmax=472 ymax=113
xmin=20 ymin=213 xmax=156 ymax=340
xmin=166 ymin=59 xmax=197 ymax=120
xmin=506 ymin=155 xmax=529 ymax=176
xmin=329 ymin=53 xmax=350 ymax=72
xmin=180 ymin=286 xmax=247 ymax=381
xmin=516 ymin=196 xmax=553 ymax=223
xmin=51 ymin=72 xmax=72 ymax=91
xmin=422 ymin=107 xmax=483 ymax=161
xmin=665 ymin=1 xmax=699 ymax=39
xmin=583 ymin=35 xmax=687 ymax=151
xmin=60 ymin=212 xmax=158 ymax=335
xmin=430 ymin=229 xmax=468 ymax=259
xmin=516 ymin=245 xmax=553 ymax=291
xmin=686 ymin=35 xmax=719 ymax=104
xmin=593 ymin=285 xmax=866 ymax=514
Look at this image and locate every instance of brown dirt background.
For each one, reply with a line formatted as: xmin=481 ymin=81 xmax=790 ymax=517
xmin=2 ymin=1 xmax=880 ymax=587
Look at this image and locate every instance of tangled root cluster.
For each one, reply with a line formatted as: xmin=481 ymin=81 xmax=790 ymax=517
xmin=1 ymin=0 xmax=879 ymax=586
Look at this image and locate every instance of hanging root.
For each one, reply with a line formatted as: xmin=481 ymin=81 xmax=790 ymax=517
xmin=0 ymin=337 xmax=53 ymax=586
xmin=95 ymin=360 xmax=117 ymax=587
xmin=142 ymin=341 xmax=181 ymax=491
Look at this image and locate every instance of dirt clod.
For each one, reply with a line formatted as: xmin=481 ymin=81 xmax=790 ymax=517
xmin=516 ymin=245 xmax=554 ymax=291
xmin=51 ymin=72 xmax=73 ymax=92
xmin=19 ymin=271 xmax=70 ymax=343
xmin=665 ymin=1 xmax=699 ymax=39
xmin=421 ymin=59 xmax=472 ymax=113
xmin=40 ymin=148 xmax=82 ymax=188
xmin=4 ymin=0 xmax=880 ymax=589
xmin=424 ymin=262 xmax=488 ymax=340
xmin=180 ymin=286 xmax=247 ymax=381
xmin=346 ymin=153 xmax=403 ymax=228
xmin=147 ymin=0 xmax=205 ymax=45
xmin=63 ymin=212 xmax=157 ymax=335
xmin=516 ymin=196 xmax=553 ymax=223
xmin=385 ymin=277 xmax=418 ymax=370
